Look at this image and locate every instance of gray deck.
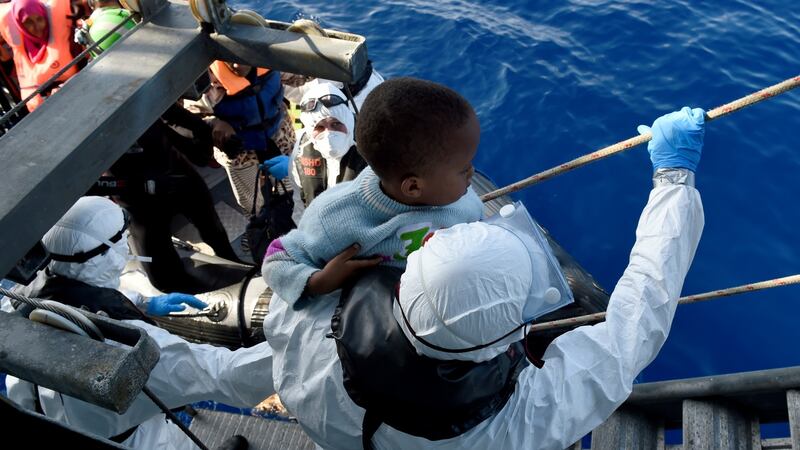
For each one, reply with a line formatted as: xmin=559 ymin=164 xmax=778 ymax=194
xmin=189 ymin=409 xmax=315 ymax=450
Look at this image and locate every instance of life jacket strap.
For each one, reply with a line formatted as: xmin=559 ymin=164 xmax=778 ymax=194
xmin=361 ymin=409 xmax=382 ymax=450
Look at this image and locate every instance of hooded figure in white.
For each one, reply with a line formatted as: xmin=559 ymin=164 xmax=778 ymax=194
xmin=45 ymin=196 xmax=130 ymax=289
xmin=290 ymin=82 xmax=358 ymax=223
xmin=262 ymin=107 xmax=705 ymax=449
xmin=4 ymin=196 xmax=275 ymax=450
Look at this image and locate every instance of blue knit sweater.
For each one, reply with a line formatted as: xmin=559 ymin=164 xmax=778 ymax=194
xmin=262 ymin=167 xmax=484 ymax=304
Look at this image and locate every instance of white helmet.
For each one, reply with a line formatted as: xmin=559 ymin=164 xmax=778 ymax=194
xmin=44 ymin=196 xmax=129 ymax=289
xmin=395 ymin=202 xmax=576 ymax=363
xmin=395 ymin=222 xmax=534 ymax=363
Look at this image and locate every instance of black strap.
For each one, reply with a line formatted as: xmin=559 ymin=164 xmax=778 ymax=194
xmin=109 ymin=424 xmax=139 ymax=444
xmin=32 ymin=384 xmax=44 ymax=415
xmin=48 ymin=212 xmax=129 ymax=263
xmin=395 ymin=287 xmax=526 ymax=354
xmin=237 ymin=266 xmax=260 ymax=347
xmin=361 ymin=410 xmax=382 ymax=450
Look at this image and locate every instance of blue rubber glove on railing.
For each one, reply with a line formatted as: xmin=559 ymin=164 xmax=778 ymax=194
xmin=146 ymin=293 xmax=208 ymax=316
xmin=261 ymin=155 xmax=289 ymax=179
xmin=638 ymin=106 xmax=705 ymax=172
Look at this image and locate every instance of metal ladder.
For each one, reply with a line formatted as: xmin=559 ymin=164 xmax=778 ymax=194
xmin=577 ymin=366 xmax=800 ymax=449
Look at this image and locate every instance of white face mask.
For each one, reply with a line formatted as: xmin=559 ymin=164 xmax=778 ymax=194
xmin=313 ymin=130 xmax=352 ymax=159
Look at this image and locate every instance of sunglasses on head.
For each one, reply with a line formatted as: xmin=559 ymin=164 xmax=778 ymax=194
xmin=300 ymin=94 xmax=348 ymax=112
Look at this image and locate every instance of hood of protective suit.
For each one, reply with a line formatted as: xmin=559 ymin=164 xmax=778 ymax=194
xmin=43 ymin=196 xmax=129 ymax=289
xmin=299 ymin=82 xmax=355 ymax=159
xmin=395 ymin=222 xmax=534 ymax=362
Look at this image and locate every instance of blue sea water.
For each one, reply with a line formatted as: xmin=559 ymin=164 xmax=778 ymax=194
xmin=241 ymin=0 xmax=800 ymax=382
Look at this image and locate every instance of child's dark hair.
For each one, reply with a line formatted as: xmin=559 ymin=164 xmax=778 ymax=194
xmin=356 ymin=77 xmax=474 ymax=181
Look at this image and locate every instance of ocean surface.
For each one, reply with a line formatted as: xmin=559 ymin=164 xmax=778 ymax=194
xmin=241 ymin=0 xmax=800 ymax=382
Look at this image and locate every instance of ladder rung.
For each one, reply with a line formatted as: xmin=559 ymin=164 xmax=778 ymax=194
xmin=786 ymin=390 xmax=800 ymax=449
xmin=682 ymin=399 xmax=761 ymax=450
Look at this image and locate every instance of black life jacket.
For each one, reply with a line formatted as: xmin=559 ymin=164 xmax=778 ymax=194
xmin=15 ymin=274 xmax=153 ymax=324
xmin=294 ymin=133 xmax=366 ymax=207
xmin=331 ymin=267 xmax=528 ymax=448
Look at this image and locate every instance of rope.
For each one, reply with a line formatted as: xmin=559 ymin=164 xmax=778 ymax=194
xmin=0 ymin=13 xmax=141 ymax=128
xmin=481 ymin=74 xmax=800 ymax=202
xmin=529 ymin=274 xmax=800 ymax=333
xmin=0 ymin=286 xmax=101 ymax=338
xmin=142 ymin=387 xmax=210 ymax=450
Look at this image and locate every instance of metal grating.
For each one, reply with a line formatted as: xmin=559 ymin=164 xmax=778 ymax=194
xmin=189 ymin=409 xmax=315 ymax=450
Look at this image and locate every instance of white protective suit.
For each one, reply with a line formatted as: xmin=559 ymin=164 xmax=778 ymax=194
xmin=264 ymin=183 xmax=703 ymax=449
xmin=289 ymin=83 xmax=358 ymax=224
xmin=6 ymin=323 xmax=273 ymax=449
xmin=5 ymin=196 xmax=275 ymax=449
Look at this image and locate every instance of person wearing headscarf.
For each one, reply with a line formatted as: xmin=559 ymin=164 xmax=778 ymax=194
xmin=283 ymin=82 xmax=366 ymax=223
xmin=0 ymin=0 xmax=80 ymax=111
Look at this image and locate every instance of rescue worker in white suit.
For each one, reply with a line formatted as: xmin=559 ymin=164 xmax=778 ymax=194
xmin=3 ymin=196 xmax=275 ymax=449
xmin=264 ymin=106 xmax=706 ymax=449
xmin=286 ymin=82 xmax=366 ymax=224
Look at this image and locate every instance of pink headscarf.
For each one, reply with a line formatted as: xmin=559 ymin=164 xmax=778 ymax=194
xmin=12 ymin=0 xmax=50 ymax=63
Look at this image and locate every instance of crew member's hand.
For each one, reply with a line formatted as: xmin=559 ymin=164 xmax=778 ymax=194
xmin=305 ymin=244 xmax=382 ymax=295
xmin=261 ymin=155 xmax=290 ymax=179
xmin=210 ymin=119 xmax=236 ymax=148
xmin=146 ymin=293 xmax=208 ymax=316
xmin=638 ymin=106 xmax=705 ymax=172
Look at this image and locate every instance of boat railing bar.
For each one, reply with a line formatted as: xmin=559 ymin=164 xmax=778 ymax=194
xmin=586 ymin=366 xmax=800 ymax=449
xmin=0 ymin=310 xmax=160 ymax=413
xmin=481 ymin=74 xmax=800 ymax=202
xmin=628 ymin=365 xmax=800 ymax=404
xmin=530 ymin=274 xmax=800 ymax=332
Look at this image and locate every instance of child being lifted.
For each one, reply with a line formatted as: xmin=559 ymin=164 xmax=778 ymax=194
xmin=262 ymin=77 xmax=484 ymax=303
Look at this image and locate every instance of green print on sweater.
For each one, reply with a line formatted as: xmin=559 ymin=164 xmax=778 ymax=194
xmin=393 ymin=223 xmax=436 ymax=261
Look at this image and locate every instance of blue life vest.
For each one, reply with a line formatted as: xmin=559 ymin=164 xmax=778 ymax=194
xmin=213 ymin=69 xmax=284 ymax=154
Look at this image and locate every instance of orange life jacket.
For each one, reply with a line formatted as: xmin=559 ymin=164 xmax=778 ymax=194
xmin=209 ymin=60 xmax=269 ymax=96
xmin=0 ymin=0 xmax=78 ymax=111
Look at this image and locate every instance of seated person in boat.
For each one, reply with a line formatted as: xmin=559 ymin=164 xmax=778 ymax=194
xmin=73 ymin=0 xmax=136 ymax=58
xmin=262 ymin=76 xmax=484 ymax=307
xmin=93 ymin=104 xmax=241 ymax=294
xmin=0 ymin=0 xmax=88 ymax=111
xmin=285 ymin=82 xmax=367 ymax=224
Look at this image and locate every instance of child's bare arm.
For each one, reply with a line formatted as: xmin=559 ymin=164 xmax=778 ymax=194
xmin=305 ymin=244 xmax=382 ymax=295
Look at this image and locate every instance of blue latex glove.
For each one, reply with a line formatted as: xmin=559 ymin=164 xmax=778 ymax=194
xmin=146 ymin=293 xmax=208 ymax=316
xmin=637 ymin=106 xmax=705 ymax=172
xmin=261 ymin=155 xmax=289 ymax=179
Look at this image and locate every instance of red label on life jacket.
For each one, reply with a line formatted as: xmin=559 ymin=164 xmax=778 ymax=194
xmin=300 ymin=156 xmax=322 ymax=168
xmin=301 ymin=156 xmax=323 ymax=177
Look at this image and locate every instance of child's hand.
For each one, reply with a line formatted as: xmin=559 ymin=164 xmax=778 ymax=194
xmin=306 ymin=244 xmax=382 ymax=295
